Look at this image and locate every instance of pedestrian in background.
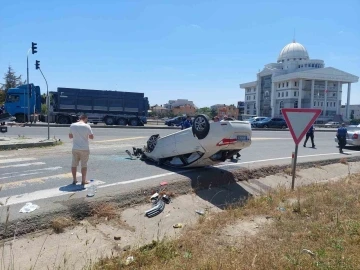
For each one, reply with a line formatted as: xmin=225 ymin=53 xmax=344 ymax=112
xmin=303 ymin=125 xmax=315 ymax=148
xmin=69 ymin=114 xmax=94 ymax=186
xmin=181 ymin=116 xmax=192 ymax=130
xmin=337 ymin=123 xmax=347 ymax=153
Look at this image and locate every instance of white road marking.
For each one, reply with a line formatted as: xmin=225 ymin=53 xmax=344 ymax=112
xmin=0 ymin=167 xmax=62 ymax=179
xmin=0 ymin=162 xmax=46 ymax=169
xmin=0 ymin=180 xmax=105 ymax=206
xmin=0 ymin=172 xmax=80 ymax=190
xmin=0 ymin=158 xmax=37 ymax=164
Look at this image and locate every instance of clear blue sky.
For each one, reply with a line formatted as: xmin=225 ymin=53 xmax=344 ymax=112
xmin=1 ymin=0 xmax=359 ymax=107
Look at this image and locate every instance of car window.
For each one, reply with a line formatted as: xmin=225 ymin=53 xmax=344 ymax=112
xmin=6 ymin=94 xmax=20 ymax=103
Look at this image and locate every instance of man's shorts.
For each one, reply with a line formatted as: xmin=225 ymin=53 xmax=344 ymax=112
xmin=72 ymin=149 xmax=90 ymax=168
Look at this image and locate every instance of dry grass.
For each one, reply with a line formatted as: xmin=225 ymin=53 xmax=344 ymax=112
xmin=94 ymin=173 xmax=360 ymax=270
xmin=90 ymin=202 xmax=118 ymax=220
xmin=50 ymin=216 xmax=74 ymax=233
xmin=340 ymin=158 xmax=348 ymax=165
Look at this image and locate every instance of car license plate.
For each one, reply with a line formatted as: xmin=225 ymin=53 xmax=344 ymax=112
xmin=237 ymin=135 xmax=248 ymax=141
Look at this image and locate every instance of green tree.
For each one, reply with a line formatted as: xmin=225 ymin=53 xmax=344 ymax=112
xmin=0 ymin=66 xmax=26 ymax=102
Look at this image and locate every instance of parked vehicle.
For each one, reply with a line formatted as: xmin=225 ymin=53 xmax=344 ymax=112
xmin=246 ymin=117 xmax=267 ymax=127
xmin=334 ymin=125 xmax=360 ymax=146
xmin=142 ymin=115 xmax=252 ymax=168
xmin=165 ymin=116 xmax=186 ymax=126
xmin=5 ymin=85 xmax=150 ymax=126
xmin=253 ymin=117 xmax=288 ymax=129
xmin=325 ymin=121 xmax=340 ymax=128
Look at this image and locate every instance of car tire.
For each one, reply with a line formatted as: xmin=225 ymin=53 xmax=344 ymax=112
xmin=105 ymin=117 xmax=115 ymax=125
xmin=58 ymin=115 xmax=70 ymax=124
xmin=263 ymin=125 xmax=268 ymax=128
xmin=117 ymin=118 xmax=127 ymax=126
xmin=192 ymin=114 xmax=210 ymax=140
xmin=281 ymin=125 xmax=287 ymax=129
xmin=147 ymin=134 xmax=159 ymax=152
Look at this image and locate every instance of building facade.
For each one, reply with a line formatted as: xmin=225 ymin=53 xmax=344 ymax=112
xmin=240 ymin=41 xmax=359 ymax=121
xmin=340 ymin=104 xmax=360 ymax=120
xmin=164 ymin=99 xmax=197 ymax=110
xmin=211 ymin=104 xmax=239 ymax=120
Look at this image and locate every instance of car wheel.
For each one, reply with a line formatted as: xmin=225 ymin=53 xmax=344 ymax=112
xmin=130 ymin=118 xmax=139 ymax=126
xmin=192 ymin=114 xmax=210 ymax=140
xmin=263 ymin=125 xmax=268 ymax=128
xmin=105 ymin=117 xmax=115 ymax=125
xmin=58 ymin=115 xmax=70 ymax=124
xmin=117 ymin=118 xmax=127 ymax=126
xmin=147 ymin=134 xmax=159 ymax=152
xmin=281 ymin=125 xmax=287 ymax=129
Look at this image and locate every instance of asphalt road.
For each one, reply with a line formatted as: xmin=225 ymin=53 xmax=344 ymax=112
xmin=1 ymin=126 xmax=359 ymax=212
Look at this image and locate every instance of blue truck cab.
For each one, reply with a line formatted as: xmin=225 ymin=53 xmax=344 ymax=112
xmin=4 ymin=84 xmax=41 ymax=122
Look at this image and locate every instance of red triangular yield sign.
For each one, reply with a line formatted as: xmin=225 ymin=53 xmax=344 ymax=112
xmin=282 ymin=108 xmax=322 ymax=145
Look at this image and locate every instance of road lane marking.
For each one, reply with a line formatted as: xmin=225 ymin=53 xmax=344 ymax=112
xmin=0 ymin=162 xmax=46 ymax=169
xmin=252 ymin=138 xmax=292 ymax=140
xmin=0 ymin=180 xmax=105 ymax=206
xmin=0 ymin=172 xmax=80 ymax=190
xmin=0 ymin=167 xmax=63 ymax=179
xmin=1 ymin=151 xmax=358 ymax=206
xmin=0 ymin=158 xmax=37 ymax=164
xmin=94 ymin=137 xmax=146 ymax=143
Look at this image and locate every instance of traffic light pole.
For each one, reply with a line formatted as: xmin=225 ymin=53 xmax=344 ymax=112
xmin=38 ymin=67 xmax=50 ymax=140
xmin=26 ymin=48 xmax=31 ymax=123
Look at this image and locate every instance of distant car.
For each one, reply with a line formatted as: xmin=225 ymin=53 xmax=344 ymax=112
xmin=325 ymin=121 xmax=340 ymax=128
xmin=253 ymin=117 xmax=288 ymax=129
xmin=142 ymin=115 xmax=252 ymax=168
xmin=165 ymin=116 xmax=185 ymax=126
xmin=246 ymin=117 xmax=267 ymax=127
xmin=334 ymin=125 xmax=360 ymax=146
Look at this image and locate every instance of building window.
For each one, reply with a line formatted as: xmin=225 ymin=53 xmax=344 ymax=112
xmin=314 ymin=101 xmax=316 ymax=107
xmin=286 ymin=91 xmax=288 ymax=97
xmin=253 ymin=95 xmax=256 ymax=100
xmin=278 ymin=92 xmax=280 ymax=98
xmin=300 ymin=58 xmax=302 ymax=60
xmin=327 ymin=102 xmax=329 ymax=107
xmin=321 ymin=102 xmax=323 ymax=106
xmin=247 ymin=110 xmax=250 ymax=114
xmin=294 ymin=91 xmax=297 ymax=97
xmin=279 ymin=101 xmax=284 ymax=115
xmin=318 ymin=101 xmax=320 ymax=106
xmin=254 ymin=104 xmax=256 ymax=109
xmin=295 ymin=81 xmax=297 ymax=86
xmin=282 ymin=83 xmax=284 ymax=87
xmin=247 ymin=104 xmax=250 ymax=109
xmin=312 ymin=64 xmax=314 ymax=67
xmin=281 ymin=92 xmax=284 ymax=97
xmin=298 ymin=65 xmax=300 ymax=68
xmin=294 ymin=101 xmax=298 ymax=108
xmin=286 ymin=82 xmax=289 ymax=87
xmin=278 ymin=83 xmax=280 ymax=88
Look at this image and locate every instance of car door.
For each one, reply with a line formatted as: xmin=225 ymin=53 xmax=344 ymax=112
xmin=269 ymin=118 xmax=277 ymax=128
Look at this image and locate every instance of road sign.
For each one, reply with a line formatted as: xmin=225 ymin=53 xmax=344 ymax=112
xmin=282 ymin=108 xmax=322 ymax=145
xmin=281 ymin=108 xmax=322 ymax=190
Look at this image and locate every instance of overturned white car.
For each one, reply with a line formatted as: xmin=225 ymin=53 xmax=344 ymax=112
xmin=141 ymin=115 xmax=252 ymax=168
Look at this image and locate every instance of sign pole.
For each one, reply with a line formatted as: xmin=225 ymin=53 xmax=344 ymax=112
xmin=291 ymin=144 xmax=299 ymax=190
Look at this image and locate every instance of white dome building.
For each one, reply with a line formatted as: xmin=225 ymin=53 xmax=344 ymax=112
xmin=240 ymin=40 xmax=359 ymax=122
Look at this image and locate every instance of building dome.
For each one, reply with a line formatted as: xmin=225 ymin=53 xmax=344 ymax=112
xmin=277 ymin=41 xmax=309 ymax=62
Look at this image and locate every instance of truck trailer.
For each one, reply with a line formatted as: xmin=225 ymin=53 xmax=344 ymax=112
xmin=4 ymin=85 xmax=150 ymax=126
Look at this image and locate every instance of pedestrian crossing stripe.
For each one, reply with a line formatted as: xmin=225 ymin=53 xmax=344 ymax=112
xmin=0 ymin=158 xmax=37 ymax=164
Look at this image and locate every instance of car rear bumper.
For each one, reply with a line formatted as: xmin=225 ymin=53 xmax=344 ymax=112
xmin=334 ymin=137 xmax=360 ymax=146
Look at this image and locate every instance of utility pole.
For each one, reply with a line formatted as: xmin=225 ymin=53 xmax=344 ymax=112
xmin=36 ymin=60 xmax=50 ymax=140
xmin=28 ymin=42 xmax=37 ymax=123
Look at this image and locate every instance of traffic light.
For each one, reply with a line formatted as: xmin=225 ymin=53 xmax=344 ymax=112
xmin=31 ymin=42 xmax=37 ymax=54
xmin=35 ymin=60 xmax=40 ymax=70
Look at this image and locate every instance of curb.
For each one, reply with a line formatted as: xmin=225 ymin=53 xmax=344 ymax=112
xmin=1 ymin=155 xmax=359 ymax=240
xmin=0 ymin=141 xmax=61 ymax=151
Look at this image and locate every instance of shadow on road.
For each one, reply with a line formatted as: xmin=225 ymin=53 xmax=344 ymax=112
xmin=141 ymin=158 xmax=251 ymax=210
xmin=59 ymin=184 xmax=85 ymax=192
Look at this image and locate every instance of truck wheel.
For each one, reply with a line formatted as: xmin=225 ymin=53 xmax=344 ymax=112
xmin=129 ymin=118 xmax=139 ymax=126
xmin=58 ymin=116 xmax=70 ymax=124
xmin=192 ymin=114 xmax=210 ymax=140
xmin=147 ymin=134 xmax=159 ymax=152
xmin=16 ymin=114 xmax=26 ymax=123
xmin=105 ymin=117 xmax=115 ymax=125
xmin=117 ymin=118 xmax=127 ymax=126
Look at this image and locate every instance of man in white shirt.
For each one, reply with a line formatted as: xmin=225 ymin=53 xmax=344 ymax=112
xmin=69 ymin=114 xmax=94 ymax=186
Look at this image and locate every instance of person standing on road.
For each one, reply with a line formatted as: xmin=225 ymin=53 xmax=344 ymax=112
xmin=337 ymin=123 xmax=347 ymax=153
xmin=303 ymin=125 xmax=315 ymax=148
xmin=181 ymin=116 xmax=192 ymax=130
xmin=69 ymin=114 xmax=94 ymax=186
